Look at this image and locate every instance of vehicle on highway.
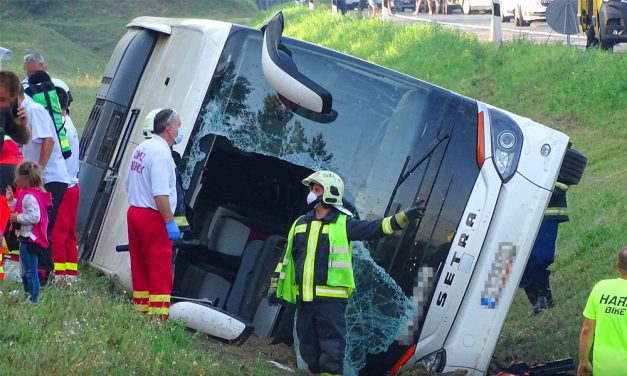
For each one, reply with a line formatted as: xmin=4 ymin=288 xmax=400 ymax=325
xmin=501 ymin=0 xmax=553 ymax=26
xmin=397 ymin=0 xmax=417 ymax=12
xmin=77 ymin=11 xmax=586 ymax=375
xmin=579 ymin=0 xmax=627 ymax=49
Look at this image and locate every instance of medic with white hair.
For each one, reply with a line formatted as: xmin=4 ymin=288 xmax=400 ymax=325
xmin=125 ymin=108 xmax=183 ymax=320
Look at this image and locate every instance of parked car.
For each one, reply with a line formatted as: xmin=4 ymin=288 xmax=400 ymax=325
xmin=501 ymin=0 xmax=553 ymax=26
xmin=77 ymin=11 xmax=585 ymax=376
xmin=397 ymin=0 xmax=417 ymax=12
xmin=460 ymin=0 xmax=492 ymax=14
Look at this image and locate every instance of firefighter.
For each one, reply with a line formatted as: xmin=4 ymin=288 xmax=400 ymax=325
xmin=520 ymin=182 xmax=569 ymax=315
xmin=269 ymin=170 xmax=426 ymax=376
xmin=125 ymin=109 xmax=182 ymax=320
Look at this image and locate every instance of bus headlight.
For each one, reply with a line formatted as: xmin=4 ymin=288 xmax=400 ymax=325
xmin=417 ymin=349 xmax=446 ymax=372
xmin=489 ymin=109 xmax=523 ymax=183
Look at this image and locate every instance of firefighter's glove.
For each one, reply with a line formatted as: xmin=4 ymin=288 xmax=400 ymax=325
xmin=165 ymin=220 xmax=181 ymax=241
xmin=396 ymin=200 xmax=426 ymax=228
xmin=267 ymin=277 xmax=280 ymax=306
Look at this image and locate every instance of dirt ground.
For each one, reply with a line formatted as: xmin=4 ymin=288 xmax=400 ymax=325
xmin=196 ymin=333 xmax=475 ymax=375
xmin=197 ymin=333 xmax=302 ymax=375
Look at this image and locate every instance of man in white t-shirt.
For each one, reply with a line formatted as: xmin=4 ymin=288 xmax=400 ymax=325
xmin=125 ymin=108 xmax=182 ymax=320
xmin=18 ymin=88 xmax=70 ymax=283
xmin=49 ymin=82 xmax=80 ymax=283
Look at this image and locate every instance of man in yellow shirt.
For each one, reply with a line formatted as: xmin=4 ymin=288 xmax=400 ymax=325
xmin=578 ymin=247 xmax=627 ymax=376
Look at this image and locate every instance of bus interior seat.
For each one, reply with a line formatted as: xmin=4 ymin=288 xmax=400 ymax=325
xmin=236 ymin=235 xmax=287 ymax=321
xmin=225 ymin=239 xmax=264 ymax=314
xmin=206 ymin=206 xmax=251 ymax=257
xmin=196 ymin=272 xmax=231 ymax=308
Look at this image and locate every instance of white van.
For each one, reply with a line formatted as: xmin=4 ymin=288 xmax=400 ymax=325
xmin=77 ymin=12 xmax=585 ymax=375
xmin=501 ymin=0 xmax=553 ymax=26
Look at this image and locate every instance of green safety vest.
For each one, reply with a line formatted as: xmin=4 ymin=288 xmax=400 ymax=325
xmin=276 ymin=214 xmax=354 ymax=303
xmin=26 ymin=82 xmax=72 ymax=159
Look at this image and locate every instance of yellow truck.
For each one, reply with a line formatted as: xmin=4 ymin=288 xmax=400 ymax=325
xmin=579 ymin=0 xmax=627 ymax=49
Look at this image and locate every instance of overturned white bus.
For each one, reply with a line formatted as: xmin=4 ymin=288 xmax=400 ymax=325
xmin=76 ymin=12 xmax=586 ymax=375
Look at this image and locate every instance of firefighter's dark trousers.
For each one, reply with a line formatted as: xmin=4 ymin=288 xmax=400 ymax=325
xmin=296 ymin=300 xmax=347 ymax=375
xmin=520 ymin=219 xmax=559 ymax=289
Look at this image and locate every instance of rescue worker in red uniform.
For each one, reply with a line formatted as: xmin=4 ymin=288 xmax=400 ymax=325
xmin=125 ymin=109 xmax=182 ymax=320
xmin=49 ymin=82 xmax=80 ymax=283
xmin=520 ymin=183 xmax=569 ymax=315
xmin=269 ymin=171 xmax=426 ymax=376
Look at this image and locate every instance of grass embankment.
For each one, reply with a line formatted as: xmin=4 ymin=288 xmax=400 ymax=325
xmin=0 ymin=0 xmax=259 ymax=131
xmin=253 ymin=5 xmax=627 ymax=363
xmin=0 ymin=267 xmax=285 ymax=375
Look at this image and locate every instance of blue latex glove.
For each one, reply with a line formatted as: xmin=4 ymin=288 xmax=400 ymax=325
xmin=165 ymin=220 xmax=181 ymax=241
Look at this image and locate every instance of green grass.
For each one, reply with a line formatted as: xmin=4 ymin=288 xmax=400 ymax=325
xmin=0 ymin=267 xmax=285 ymax=375
xmin=253 ymin=4 xmax=627 ymax=365
xmin=0 ymin=0 xmax=259 ymax=131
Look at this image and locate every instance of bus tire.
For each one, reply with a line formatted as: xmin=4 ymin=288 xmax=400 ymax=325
xmin=557 ymin=147 xmax=587 ymax=186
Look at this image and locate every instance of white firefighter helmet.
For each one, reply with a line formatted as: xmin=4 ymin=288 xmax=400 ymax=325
xmin=302 ymin=170 xmax=352 ymax=216
xmin=143 ymin=108 xmax=164 ymax=139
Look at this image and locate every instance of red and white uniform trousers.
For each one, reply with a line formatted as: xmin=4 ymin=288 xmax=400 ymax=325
xmin=50 ymin=184 xmax=80 ymax=278
xmin=127 ymin=206 xmax=173 ymax=320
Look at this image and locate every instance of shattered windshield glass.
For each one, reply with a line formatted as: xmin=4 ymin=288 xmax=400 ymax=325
xmin=345 ymin=242 xmax=413 ymax=375
xmin=180 ymin=31 xmax=435 ymax=221
xmin=179 ymin=30 xmax=444 ymax=375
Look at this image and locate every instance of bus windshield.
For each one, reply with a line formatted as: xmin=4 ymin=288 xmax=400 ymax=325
xmin=180 ymin=30 xmax=440 ymax=221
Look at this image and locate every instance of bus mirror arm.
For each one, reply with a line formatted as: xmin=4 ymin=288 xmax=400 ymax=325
xmin=260 ymin=11 xmax=335 ymax=116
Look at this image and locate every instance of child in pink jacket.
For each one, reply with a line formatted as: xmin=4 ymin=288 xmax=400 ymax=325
xmin=6 ymin=162 xmax=52 ymax=303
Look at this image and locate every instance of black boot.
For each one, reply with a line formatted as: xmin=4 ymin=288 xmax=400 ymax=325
xmin=524 ymin=287 xmax=538 ymax=306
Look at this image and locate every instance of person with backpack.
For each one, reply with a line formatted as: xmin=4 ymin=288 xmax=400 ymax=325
xmin=18 ymin=81 xmax=69 ymax=285
xmin=6 ymin=162 xmax=52 ymax=303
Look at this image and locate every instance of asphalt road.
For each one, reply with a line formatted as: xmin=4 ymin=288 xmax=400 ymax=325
xmin=384 ymin=8 xmax=625 ymax=52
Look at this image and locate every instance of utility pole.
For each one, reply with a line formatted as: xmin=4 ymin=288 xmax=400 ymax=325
xmin=490 ymin=0 xmax=503 ymax=49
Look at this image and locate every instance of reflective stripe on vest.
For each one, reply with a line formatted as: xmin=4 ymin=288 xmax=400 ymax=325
xmin=276 ymin=217 xmax=302 ymax=303
xmin=302 ymin=220 xmax=322 ymax=301
xmin=326 ymin=214 xmax=355 ymax=292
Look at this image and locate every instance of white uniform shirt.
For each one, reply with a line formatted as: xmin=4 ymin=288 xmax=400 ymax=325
xmin=125 ymin=134 xmax=176 ymax=213
xmin=20 ymin=96 xmax=70 ymax=185
xmin=63 ymin=115 xmax=80 ymax=186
